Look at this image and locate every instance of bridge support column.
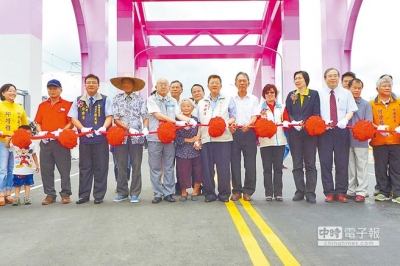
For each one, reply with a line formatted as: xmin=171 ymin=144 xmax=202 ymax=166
xmin=321 ymin=0 xmax=348 ymax=74
xmin=74 ymin=0 xmax=109 ymax=94
xmin=0 ymin=0 xmax=42 ymax=117
xmin=282 ymin=0 xmax=300 ymax=99
xmin=116 ymin=0 xmax=134 ymax=80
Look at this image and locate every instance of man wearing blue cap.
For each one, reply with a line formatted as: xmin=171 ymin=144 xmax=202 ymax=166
xmin=35 ymin=79 xmax=73 ymax=205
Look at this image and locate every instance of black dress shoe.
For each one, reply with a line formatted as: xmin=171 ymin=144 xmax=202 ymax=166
xmin=76 ymin=198 xmax=89 ymax=204
xmin=152 ymin=197 xmax=162 ymax=204
xmin=205 ymin=197 xmax=216 ymax=203
xmin=306 ymin=196 xmax=316 ymax=204
xmin=292 ymin=194 xmax=304 ymax=201
xmin=164 ymin=195 xmax=176 ymax=202
xmin=219 ymin=198 xmax=229 ymax=202
xmin=94 ymin=199 xmax=103 ymax=204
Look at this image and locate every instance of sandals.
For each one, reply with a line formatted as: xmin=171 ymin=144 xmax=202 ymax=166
xmin=5 ymin=195 xmax=14 ymax=204
xmin=266 ymin=196 xmax=283 ymax=201
xmin=191 ymin=194 xmax=198 ymax=201
xmin=0 ymin=196 xmax=5 ymax=206
xmin=179 ymin=196 xmax=188 ymax=202
xmin=275 ymin=196 xmax=283 ymax=202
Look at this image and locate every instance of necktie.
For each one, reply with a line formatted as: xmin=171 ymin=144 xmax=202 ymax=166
xmin=160 ymin=98 xmax=167 ymax=115
xmin=330 ymin=91 xmax=338 ymax=124
xmin=89 ymin=97 xmax=94 ymax=109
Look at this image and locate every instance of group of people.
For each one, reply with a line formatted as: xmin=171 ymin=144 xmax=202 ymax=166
xmin=283 ymin=70 xmax=399 ymax=205
xmin=0 ymin=68 xmax=399 ymax=206
xmin=271 ymin=69 xmax=399 ymax=205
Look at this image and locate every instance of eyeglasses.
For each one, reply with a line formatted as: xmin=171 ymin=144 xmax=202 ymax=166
xmin=265 ymin=91 xmax=275 ymax=95
xmin=85 ymin=81 xmax=98 ymax=85
xmin=157 ymin=83 xmax=169 ymax=87
xmin=208 ymin=82 xmax=221 ymax=85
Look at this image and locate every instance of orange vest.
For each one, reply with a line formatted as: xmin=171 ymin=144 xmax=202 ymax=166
xmin=369 ymin=95 xmax=400 ymax=146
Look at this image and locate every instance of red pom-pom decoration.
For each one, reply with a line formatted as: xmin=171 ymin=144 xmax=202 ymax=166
xmin=158 ymin=122 xmax=176 ymax=143
xmin=304 ymin=115 xmax=326 ymax=137
xmin=106 ymin=126 xmax=126 ymax=146
xmin=352 ymin=120 xmax=375 ymax=141
xmin=58 ymin=129 xmax=78 ymax=149
xmin=254 ymin=118 xmax=277 ymax=138
xmin=12 ymin=128 xmax=32 ymax=148
xmin=208 ymin=116 xmax=226 ymax=138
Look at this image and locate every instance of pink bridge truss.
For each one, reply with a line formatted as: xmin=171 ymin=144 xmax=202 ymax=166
xmin=1 ymin=0 xmax=364 ymax=99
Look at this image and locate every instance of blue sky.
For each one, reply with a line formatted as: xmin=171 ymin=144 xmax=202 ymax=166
xmin=42 ymin=0 xmax=400 ymax=102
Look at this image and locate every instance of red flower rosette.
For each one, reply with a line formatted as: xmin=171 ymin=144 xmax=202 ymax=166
xmin=58 ymin=129 xmax=78 ymax=149
xmin=106 ymin=126 xmax=126 ymax=146
xmin=158 ymin=122 xmax=176 ymax=143
xmin=304 ymin=115 xmax=326 ymax=136
xmin=352 ymin=120 xmax=375 ymax=141
xmin=254 ymin=118 xmax=277 ymax=138
xmin=12 ymin=128 xmax=32 ymax=148
xmin=208 ymin=116 xmax=226 ymax=138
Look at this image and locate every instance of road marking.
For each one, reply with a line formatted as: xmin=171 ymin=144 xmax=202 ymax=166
xmin=12 ymin=172 xmax=79 ymax=196
xmin=240 ymin=199 xmax=300 ymax=266
xmin=12 ymin=160 xmax=113 ymax=196
xmin=226 ymin=200 xmax=270 ymax=266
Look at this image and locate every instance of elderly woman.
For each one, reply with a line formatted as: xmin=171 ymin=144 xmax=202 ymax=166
xmin=175 ymin=99 xmax=203 ymax=201
xmin=0 ymin=84 xmax=29 ymax=206
xmin=259 ymin=84 xmax=287 ymax=201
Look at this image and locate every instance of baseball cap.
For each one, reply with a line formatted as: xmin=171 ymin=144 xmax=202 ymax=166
xmin=47 ymin=79 xmax=62 ymax=88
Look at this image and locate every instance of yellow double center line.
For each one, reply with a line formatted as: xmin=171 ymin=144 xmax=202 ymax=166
xmin=226 ymin=199 xmax=300 ymax=266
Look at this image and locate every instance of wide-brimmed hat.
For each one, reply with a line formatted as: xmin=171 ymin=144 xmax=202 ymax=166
xmin=110 ymin=73 xmax=145 ymax=91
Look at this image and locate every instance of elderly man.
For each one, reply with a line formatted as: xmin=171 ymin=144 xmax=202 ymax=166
xmin=230 ymin=72 xmax=259 ymax=201
xmin=35 ymin=79 xmax=73 ymax=205
xmin=373 ymin=74 xmax=394 ymax=196
xmin=370 ymin=77 xmax=400 ymax=204
xmin=110 ymin=74 xmax=148 ymax=203
xmin=346 ymin=78 xmax=372 ymax=203
xmin=198 ymin=74 xmax=236 ymax=202
xmin=68 ymin=73 xmax=113 ymax=204
xmin=318 ymin=68 xmax=358 ymax=203
xmin=147 ymin=78 xmax=185 ymax=203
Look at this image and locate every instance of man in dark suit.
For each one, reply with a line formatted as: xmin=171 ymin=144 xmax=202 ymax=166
xmin=284 ymin=71 xmax=320 ymax=204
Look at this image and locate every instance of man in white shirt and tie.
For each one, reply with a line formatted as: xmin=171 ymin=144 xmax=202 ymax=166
xmin=318 ymin=68 xmax=358 ymax=203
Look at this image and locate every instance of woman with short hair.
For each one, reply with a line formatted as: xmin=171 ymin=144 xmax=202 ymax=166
xmin=259 ymin=84 xmax=287 ymax=202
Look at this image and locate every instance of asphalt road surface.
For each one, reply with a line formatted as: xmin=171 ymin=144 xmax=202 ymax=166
xmin=1 ymin=149 xmax=398 ymax=266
